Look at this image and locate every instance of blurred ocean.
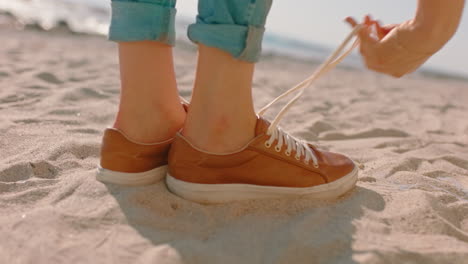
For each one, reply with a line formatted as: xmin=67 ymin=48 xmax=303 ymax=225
xmin=2 ymin=0 xmax=467 ymax=80
xmin=0 ymin=0 xmax=362 ymax=66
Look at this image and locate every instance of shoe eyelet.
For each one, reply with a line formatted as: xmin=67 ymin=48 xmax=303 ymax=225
xmin=264 ymin=141 xmax=272 ymax=148
xmin=285 ymin=151 xmax=291 ymax=156
xmin=275 ymin=146 xmax=281 ymax=152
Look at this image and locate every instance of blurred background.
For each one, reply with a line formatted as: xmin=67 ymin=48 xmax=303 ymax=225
xmin=1 ymin=0 xmax=466 ymax=77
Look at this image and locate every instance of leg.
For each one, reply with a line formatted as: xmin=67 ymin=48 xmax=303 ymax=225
xmin=113 ymin=41 xmax=185 ymax=143
xmin=109 ymin=0 xmax=185 ymax=143
xmin=183 ymin=0 xmax=272 ymax=152
xmin=167 ymin=0 xmax=358 ymax=203
xmin=183 ymin=44 xmax=257 ymax=152
xmin=97 ymin=0 xmax=184 ymax=185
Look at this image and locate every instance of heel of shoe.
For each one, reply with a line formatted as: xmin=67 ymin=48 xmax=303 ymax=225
xmin=96 ymin=165 xmax=167 ymax=186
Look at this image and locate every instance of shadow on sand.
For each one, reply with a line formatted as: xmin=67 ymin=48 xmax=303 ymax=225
xmin=105 ymin=183 xmax=385 ymax=264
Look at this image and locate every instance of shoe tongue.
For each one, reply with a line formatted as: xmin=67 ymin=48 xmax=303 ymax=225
xmin=255 ymin=117 xmax=271 ymax=136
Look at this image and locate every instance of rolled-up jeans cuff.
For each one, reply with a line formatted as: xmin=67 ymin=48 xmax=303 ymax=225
xmin=109 ymin=1 xmax=176 ymax=45
xmin=188 ymin=23 xmax=265 ymax=63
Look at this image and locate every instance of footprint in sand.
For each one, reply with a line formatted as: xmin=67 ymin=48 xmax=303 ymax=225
xmin=24 ymin=84 xmax=49 ymax=90
xmin=35 ymin=72 xmax=63 ymax=85
xmin=320 ymin=128 xmax=410 ymax=141
xmin=0 ymin=94 xmax=24 ymax=104
xmin=48 ymin=109 xmax=80 ymax=116
xmin=359 ymin=176 xmax=377 ymax=183
xmin=67 ymin=59 xmax=89 ymax=69
xmin=67 ymin=128 xmax=100 ymax=134
xmin=0 ymin=71 xmax=9 ymax=78
xmin=47 ymin=142 xmax=100 ymax=161
xmin=308 ymin=120 xmax=336 ymax=134
xmin=385 ymin=157 xmax=425 ymax=178
xmin=62 ymin=87 xmax=110 ymax=101
xmin=0 ymin=161 xmax=59 ymax=183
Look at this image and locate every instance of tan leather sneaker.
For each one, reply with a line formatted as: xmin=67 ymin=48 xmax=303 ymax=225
xmin=96 ymin=101 xmax=189 ymax=186
xmin=96 ymin=128 xmax=173 ymax=186
xmin=166 ymin=117 xmax=358 ymax=203
xmin=166 ymin=27 xmax=362 ymax=203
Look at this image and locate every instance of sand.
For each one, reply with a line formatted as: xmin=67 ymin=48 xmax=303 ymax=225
xmin=1 ymin=24 xmax=468 ymax=264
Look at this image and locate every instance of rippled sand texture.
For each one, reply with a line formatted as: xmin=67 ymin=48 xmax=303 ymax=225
xmin=1 ymin=27 xmax=467 ymax=264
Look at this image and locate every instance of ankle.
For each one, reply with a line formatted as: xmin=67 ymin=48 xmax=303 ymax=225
xmin=182 ymin=112 xmax=257 ymax=153
xmin=113 ymin=103 xmax=186 ymax=143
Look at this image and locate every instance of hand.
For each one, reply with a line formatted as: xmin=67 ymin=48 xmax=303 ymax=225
xmin=345 ymin=15 xmax=434 ymax=78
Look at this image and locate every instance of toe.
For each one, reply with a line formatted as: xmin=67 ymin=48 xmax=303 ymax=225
xmin=318 ymin=151 xmax=356 ymax=182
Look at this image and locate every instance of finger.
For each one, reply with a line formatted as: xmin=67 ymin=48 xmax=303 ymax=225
xmin=357 ymin=25 xmax=380 ymax=68
xmin=375 ymin=22 xmax=397 ymax=37
xmin=372 ymin=21 xmax=387 ymax=40
xmin=381 ymin=24 xmax=397 ymax=35
xmin=357 ymin=25 xmax=378 ymax=47
xmin=345 ymin=17 xmax=358 ymax=27
xmin=364 ymin=15 xmax=374 ymax=26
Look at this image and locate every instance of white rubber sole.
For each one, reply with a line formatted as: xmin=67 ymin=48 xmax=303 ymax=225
xmin=96 ymin=165 xmax=167 ymax=186
xmin=166 ymin=165 xmax=359 ymax=204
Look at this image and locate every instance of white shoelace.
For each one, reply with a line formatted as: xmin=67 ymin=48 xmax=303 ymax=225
xmin=258 ymin=25 xmax=363 ymax=167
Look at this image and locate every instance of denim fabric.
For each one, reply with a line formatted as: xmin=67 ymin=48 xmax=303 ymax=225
xmin=188 ymin=0 xmax=272 ymax=62
xmin=109 ymin=0 xmax=177 ymax=45
xmin=108 ymin=0 xmax=272 ymax=62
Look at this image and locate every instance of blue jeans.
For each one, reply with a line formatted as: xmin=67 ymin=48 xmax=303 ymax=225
xmin=109 ymin=0 xmax=272 ymax=62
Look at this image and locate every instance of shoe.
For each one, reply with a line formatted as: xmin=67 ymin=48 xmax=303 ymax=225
xmin=96 ymin=128 xmax=173 ymax=186
xmin=166 ymin=118 xmax=358 ymax=203
xmin=96 ymin=100 xmax=189 ymax=186
xmin=166 ymin=27 xmax=362 ymax=203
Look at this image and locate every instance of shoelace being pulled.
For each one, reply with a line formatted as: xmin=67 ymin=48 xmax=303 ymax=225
xmin=258 ymin=24 xmax=363 ymax=167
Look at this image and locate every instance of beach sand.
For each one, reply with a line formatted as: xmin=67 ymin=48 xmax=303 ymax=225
xmin=1 ymin=24 xmax=468 ymax=264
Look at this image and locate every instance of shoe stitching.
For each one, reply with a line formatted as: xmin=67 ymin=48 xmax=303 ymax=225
xmin=106 ymin=128 xmax=175 ymax=145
